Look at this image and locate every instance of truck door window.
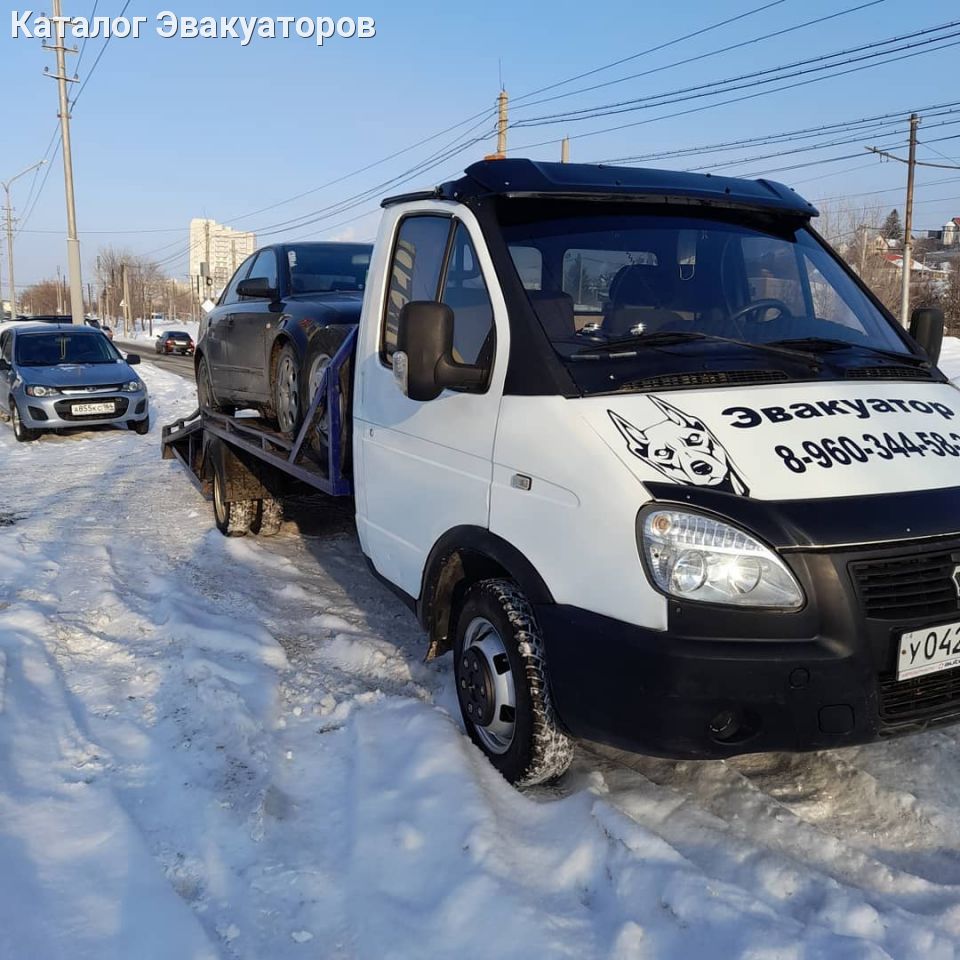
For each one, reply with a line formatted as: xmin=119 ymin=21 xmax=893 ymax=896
xmin=441 ymin=222 xmax=495 ymax=368
xmin=0 ymin=332 xmax=11 ymax=363
xmin=508 ymin=245 xmax=542 ymax=290
xmin=382 ymin=215 xmax=451 ymax=363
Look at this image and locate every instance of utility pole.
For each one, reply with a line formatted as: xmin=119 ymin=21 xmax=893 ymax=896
xmin=44 ymin=0 xmax=84 ymax=325
xmin=485 ymin=90 xmax=509 ymax=161
xmin=121 ymin=262 xmax=132 ymax=338
xmin=561 ymin=137 xmax=570 ymax=163
xmin=2 ymin=159 xmax=46 ymax=317
xmin=497 ymin=89 xmax=508 ymax=157
xmin=900 ymin=114 xmax=919 ymax=325
xmin=866 ymin=113 xmax=960 ymax=323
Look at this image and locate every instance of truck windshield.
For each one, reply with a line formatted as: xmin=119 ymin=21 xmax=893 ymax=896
xmin=16 ymin=332 xmax=120 ymax=366
xmin=500 ymin=202 xmax=915 ymax=389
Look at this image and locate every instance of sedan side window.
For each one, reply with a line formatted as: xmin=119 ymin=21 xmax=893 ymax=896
xmin=382 ymin=215 xmax=451 ymax=363
xmin=247 ymin=249 xmax=278 ymax=292
xmin=221 ymin=254 xmax=256 ymax=306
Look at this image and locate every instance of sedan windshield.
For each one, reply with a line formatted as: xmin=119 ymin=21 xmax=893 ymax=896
xmin=15 ymin=332 xmax=121 ymax=366
xmin=500 ymin=201 xmax=914 ymax=389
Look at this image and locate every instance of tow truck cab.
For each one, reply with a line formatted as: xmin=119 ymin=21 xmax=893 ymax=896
xmin=348 ymin=157 xmax=959 ymax=783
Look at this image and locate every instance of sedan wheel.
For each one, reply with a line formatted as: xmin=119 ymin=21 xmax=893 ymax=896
xmin=274 ymin=346 xmax=301 ymax=436
xmin=11 ymin=402 xmax=39 ymax=443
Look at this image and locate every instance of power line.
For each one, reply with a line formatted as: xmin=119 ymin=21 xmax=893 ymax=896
xmin=70 ymin=0 xmax=133 ymax=110
xmin=509 ymin=34 xmax=960 ymax=153
xmin=598 ymin=101 xmax=960 ymax=165
xmin=511 ymin=0 xmax=790 ymax=106
xmin=514 ymin=0 xmax=888 ymax=113
xmin=513 ymin=21 xmax=960 ymax=128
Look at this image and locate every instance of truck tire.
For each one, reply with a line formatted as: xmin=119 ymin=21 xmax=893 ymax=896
xmin=254 ymin=495 xmax=283 ymax=537
xmin=11 ymin=401 xmax=39 ymax=442
xmin=211 ymin=461 xmax=257 ymax=537
xmin=454 ymin=579 xmax=574 ymax=786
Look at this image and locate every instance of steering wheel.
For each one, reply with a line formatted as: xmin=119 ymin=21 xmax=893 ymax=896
xmin=728 ymin=298 xmax=792 ymax=327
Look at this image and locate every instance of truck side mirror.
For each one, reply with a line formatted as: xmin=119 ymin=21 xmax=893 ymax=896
xmin=910 ymin=307 xmax=944 ymax=366
xmin=394 ymin=301 xmax=487 ymax=402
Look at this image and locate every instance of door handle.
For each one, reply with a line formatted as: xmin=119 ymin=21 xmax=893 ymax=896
xmin=225 ymin=315 xmax=235 ymax=328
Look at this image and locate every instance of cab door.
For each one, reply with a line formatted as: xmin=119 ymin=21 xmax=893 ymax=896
xmin=354 ymin=205 xmax=510 ymax=597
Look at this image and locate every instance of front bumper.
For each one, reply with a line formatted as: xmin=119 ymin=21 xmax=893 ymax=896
xmin=17 ymin=389 xmax=149 ymax=429
xmin=538 ymin=536 xmax=960 ymax=760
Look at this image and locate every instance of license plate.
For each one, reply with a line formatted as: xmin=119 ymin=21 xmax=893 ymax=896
xmin=897 ymin=621 xmax=960 ymax=681
xmin=71 ymin=401 xmax=115 ymax=415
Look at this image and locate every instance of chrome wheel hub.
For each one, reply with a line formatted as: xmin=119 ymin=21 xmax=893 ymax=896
xmin=276 ymin=354 xmax=299 ymax=432
xmin=459 ymin=617 xmax=516 ymax=754
xmin=213 ymin=471 xmax=227 ymax=524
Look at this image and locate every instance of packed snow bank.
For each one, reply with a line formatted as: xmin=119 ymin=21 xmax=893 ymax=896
xmin=5 ymin=356 xmax=960 ymax=958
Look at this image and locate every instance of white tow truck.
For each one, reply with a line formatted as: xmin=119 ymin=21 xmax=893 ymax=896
xmin=164 ymin=158 xmax=960 ymax=785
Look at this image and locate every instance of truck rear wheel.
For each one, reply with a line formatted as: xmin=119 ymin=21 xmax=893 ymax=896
xmin=454 ymin=579 xmax=573 ymax=786
xmin=211 ymin=462 xmax=258 ymax=537
xmin=254 ymin=495 xmax=283 ymax=537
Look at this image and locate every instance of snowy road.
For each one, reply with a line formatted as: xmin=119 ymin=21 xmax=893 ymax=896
xmin=5 ymin=361 xmax=960 ymax=958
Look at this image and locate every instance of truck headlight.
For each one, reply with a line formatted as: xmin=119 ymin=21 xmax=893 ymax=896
xmin=640 ymin=509 xmax=804 ymax=608
xmin=24 ymin=384 xmax=60 ymax=397
xmin=121 ymin=380 xmax=143 ymax=392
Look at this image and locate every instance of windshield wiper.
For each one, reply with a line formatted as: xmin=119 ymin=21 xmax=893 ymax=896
xmin=572 ymin=330 xmax=823 ymax=368
xmin=771 ymin=337 xmax=931 ymax=368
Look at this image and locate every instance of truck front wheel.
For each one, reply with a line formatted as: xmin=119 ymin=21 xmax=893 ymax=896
xmin=454 ymin=579 xmax=574 ymax=786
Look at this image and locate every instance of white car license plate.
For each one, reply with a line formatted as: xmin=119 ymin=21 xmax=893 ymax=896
xmin=71 ymin=401 xmax=115 ymax=416
xmin=897 ymin=621 xmax=960 ymax=681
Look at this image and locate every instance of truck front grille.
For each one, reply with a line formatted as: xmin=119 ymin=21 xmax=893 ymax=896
xmin=850 ymin=550 xmax=960 ymax=621
xmin=879 ymin=670 xmax=960 ymax=728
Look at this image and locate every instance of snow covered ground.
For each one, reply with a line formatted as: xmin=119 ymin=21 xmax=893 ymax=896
xmin=116 ymin=318 xmax=201 ymax=346
xmin=4 ymin=357 xmax=960 ymax=958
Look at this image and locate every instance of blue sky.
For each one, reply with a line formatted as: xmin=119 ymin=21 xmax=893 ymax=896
xmin=2 ymin=0 xmax=959 ymax=286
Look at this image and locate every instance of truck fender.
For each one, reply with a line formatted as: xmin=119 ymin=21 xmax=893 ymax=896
xmin=417 ymin=526 xmax=554 ymax=660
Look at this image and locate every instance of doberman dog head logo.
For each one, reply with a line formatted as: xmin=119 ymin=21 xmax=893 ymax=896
xmin=608 ymin=396 xmax=749 ymax=496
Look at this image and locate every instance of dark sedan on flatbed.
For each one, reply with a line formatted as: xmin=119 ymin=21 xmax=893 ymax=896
xmin=196 ymin=241 xmax=371 ymax=436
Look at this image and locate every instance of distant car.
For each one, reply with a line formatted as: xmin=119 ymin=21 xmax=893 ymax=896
xmin=15 ymin=314 xmax=71 ymax=323
xmin=196 ymin=241 xmax=372 ymax=435
xmin=156 ymin=330 xmax=195 ymax=356
xmin=84 ymin=318 xmax=113 ymax=340
xmin=0 ymin=323 xmax=149 ymax=441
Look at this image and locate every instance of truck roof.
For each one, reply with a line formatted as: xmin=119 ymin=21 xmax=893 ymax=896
xmin=383 ymin=157 xmax=818 ymax=219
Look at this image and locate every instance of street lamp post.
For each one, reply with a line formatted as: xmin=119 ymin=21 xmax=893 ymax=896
xmin=1 ymin=159 xmax=46 ymax=317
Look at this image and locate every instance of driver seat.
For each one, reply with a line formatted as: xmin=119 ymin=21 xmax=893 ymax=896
xmin=602 ymin=264 xmax=690 ymax=338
